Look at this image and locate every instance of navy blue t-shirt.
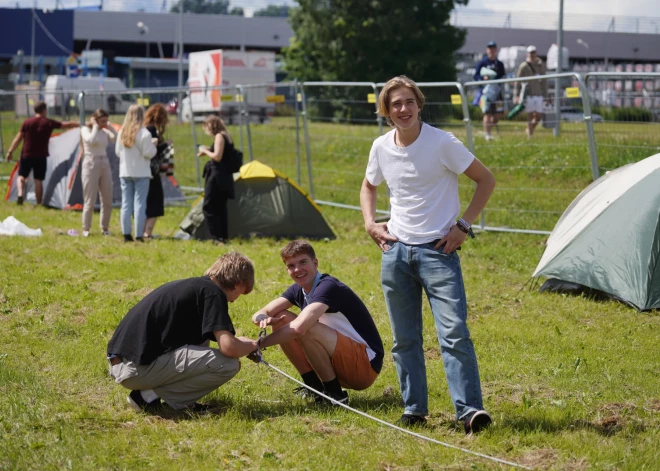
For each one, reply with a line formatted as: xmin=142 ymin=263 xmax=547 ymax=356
xmin=282 ymin=274 xmax=384 ymax=373
xmin=108 ymin=276 xmax=234 ymax=365
xmin=474 ymin=57 xmax=506 ymax=81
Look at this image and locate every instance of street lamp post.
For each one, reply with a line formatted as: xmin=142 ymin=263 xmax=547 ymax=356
xmin=30 ymin=3 xmax=36 ymax=83
xmin=177 ymin=4 xmax=184 ymax=123
xmin=137 ymin=21 xmax=150 ymax=88
xmin=577 ymin=38 xmax=590 ymax=70
xmin=554 ymin=0 xmax=564 ymax=138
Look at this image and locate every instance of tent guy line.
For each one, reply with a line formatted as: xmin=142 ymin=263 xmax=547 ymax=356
xmin=253 ymin=354 xmax=533 ymax=470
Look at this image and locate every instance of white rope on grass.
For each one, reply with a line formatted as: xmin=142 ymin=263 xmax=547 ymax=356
xmin=258 ymin=358 xmax=532 ymax=470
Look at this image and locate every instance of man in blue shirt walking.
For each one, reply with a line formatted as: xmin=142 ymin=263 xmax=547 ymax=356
xmin=474 ymin=41 xmax=506 ymax=141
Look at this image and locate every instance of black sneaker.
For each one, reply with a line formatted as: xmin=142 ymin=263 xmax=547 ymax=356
xmin=463 ymin=410 xmax=493 ymax=435
xmin=396 ymin=414 xmax=427 ymax=427
xmin=123 ymin=234 xmax=134 ymax=242
xmin=135 ymin=237 xmax=145 ymax=243
xmin=127 ymin=390 xmax=162 ymax=413
xmin=17 ymin=196 xmax=24 ymax=206
xmin=184 ymin=402 xmax=213 ymax=414
xmin=315 ymin=389 xmax=349 ymax=406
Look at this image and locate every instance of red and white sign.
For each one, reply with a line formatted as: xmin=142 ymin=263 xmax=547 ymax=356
xmin=188 ymin=49 xmax=223 ymax=110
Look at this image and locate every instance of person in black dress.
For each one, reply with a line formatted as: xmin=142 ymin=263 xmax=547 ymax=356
xmin=197 ymin=116 xmax=236 ymax=243
xmin=143 ymin=104 xmax=170 ymax=239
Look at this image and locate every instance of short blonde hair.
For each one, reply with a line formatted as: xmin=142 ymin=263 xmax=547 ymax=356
xmin=205 ymin=252 xmax=255 ymax=293
xmin=377 ymin=75 xmax=425 ymax=127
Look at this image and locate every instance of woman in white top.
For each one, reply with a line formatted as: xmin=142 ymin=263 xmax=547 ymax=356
xmin=80 ymin=108 xmax=117 ymax=237
xmin=115 ymin=105 xmax=157 ymax=242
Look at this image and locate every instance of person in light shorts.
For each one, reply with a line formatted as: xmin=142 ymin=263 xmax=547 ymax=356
xmin=515 ymin=45 xmax=548 ymax=138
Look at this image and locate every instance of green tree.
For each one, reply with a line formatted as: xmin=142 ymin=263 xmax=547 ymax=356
xmin=170 ymin=0 xmax=230 ymax=14
xmin=229 ymin=6 xmax=244 ymax=15
xmin=254 ymin=4 xmax=290 ymax=17
xmin=285 ymin=0 xmax=468 ymax=83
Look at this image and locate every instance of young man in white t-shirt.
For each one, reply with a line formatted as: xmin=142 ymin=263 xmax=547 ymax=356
xmin=359 ymin=76 xmax=496 ymax=434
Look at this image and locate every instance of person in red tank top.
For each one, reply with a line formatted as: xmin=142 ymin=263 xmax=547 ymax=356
xmin=5 ymin=101 xmax=78 ymax=205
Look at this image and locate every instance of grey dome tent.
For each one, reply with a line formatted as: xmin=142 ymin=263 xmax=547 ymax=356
xmin=178 ymin=160 xmax=335 ymax=240
xmin=533 ymin=153 xmax=660 ymax=311
xmin=5 ymin=127 xmax=183 ymax=209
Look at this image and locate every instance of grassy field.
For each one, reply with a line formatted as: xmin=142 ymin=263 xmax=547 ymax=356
xmin=0 ymin=112 xmax=659 ymax=470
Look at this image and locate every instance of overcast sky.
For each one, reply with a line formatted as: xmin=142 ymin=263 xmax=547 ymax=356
xmin=2 ymin=0 xmax=658 ymax=19
xmin=458 ymin=0 xmax=657 ymax=17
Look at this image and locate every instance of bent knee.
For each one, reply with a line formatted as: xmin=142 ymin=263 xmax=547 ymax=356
xmin=210 ymin=356 xmax=240 ymax=376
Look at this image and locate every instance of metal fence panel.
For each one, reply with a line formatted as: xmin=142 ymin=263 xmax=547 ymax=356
xmin=2 ymin=73 xmax=658 ymax=236
xmin=585 ymin=72 xmax=660 ymax=172
xmin=239 ymin=81 xmax=302 ymax=184
xmin=462 ymin=72 xmax=598 ymax=234
xmin=300 ymin=82 xmax=382 ymax=210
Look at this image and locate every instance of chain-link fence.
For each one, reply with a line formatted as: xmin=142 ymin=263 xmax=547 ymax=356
xmin=585 ymin=72 xmax=660 ymax=173
xmin=240 ymin=81 xmax=302 ymax=184
xmin=300 ymin=82 xmax=384 ymax=211
xmin=462 ymin=72 xmax=599 ymax=234
xmin=2 ymin=74 xmax=658 ymax=234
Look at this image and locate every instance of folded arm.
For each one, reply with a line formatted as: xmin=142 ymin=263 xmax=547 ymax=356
xmin=257 ymin=302 xmax=328 ymax=349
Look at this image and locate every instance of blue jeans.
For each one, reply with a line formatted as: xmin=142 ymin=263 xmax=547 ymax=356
xmin=120 ymin=177 xmax=150 ymax=237
xmin=381 ymin=241 xmax=483 ymax=420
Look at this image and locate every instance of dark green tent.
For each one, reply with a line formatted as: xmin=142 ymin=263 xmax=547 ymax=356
xmin=179 ymin=161 xmax=335 ymax=240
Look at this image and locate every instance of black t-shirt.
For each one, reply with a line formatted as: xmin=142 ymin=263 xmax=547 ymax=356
xmin=107 ymin=276 xmax=234 ymax=365
xmin=282 ymin=274 xmax=384 ymax=373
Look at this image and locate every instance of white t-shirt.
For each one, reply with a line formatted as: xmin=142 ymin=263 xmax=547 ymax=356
xmin=365 ymin=123 xmax=475 ymax=244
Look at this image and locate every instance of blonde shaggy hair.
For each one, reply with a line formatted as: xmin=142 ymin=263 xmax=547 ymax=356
xmin=120 ymin=104 xmax=145 ymax=148
xmin=377 ymin=75 xmax=425 ymax=127
xmin=205 ymin=252 xmax=255 ymax=293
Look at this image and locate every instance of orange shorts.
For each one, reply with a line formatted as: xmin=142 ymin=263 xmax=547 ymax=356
xmin=331 ymin=331 xmax=378 ymax=390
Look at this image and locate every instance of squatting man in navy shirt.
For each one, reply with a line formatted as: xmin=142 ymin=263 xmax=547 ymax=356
xmin=251 ymin=240 xmax=384 ymax=404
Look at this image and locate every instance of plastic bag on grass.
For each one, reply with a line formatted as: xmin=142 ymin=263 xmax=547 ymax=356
xmin=0 ymin=216 xmax=42 ymax=237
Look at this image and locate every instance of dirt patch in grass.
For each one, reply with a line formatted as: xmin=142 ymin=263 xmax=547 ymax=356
xmin=598 ymin=402 xmax=636 ymax=415
xmin=646 ymin=398 xmax=660 ymax=412
xmin=130 ymin=287 xmax=154 ymax=298
xmin=520 ymin=448 xmax=558 ymax=470
xmin=423 ymin=346 xmax=441 ymax=360
xmin=586 ymin=402 xmax=639 ymax=436
xmin=350 ymin=256 xmax=369 ymax=265
xmin=484 ymin=381 xmax=558 ymax=406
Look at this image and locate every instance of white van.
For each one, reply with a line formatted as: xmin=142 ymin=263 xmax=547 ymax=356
xmin=43 ymin=75 xmax=133 ymax=115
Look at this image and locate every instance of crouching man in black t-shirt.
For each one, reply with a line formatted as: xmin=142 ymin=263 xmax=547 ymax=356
xmin=107 ymin=252 xmax=259 ymax=413
xmin=252 ymin=240 xmax=384 ymax=404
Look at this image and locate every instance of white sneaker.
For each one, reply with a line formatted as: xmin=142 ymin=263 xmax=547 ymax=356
xmin=82 ymin=230 xmax=90 ymax=237
xmin=485 ymin=134 xmax=493 ymax=141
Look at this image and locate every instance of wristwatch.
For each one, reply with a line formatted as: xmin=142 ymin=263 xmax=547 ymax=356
xmin=456 ymin=218 xmax=475 ymax=239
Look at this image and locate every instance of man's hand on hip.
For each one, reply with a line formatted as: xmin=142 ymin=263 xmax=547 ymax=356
xmin=436 ymin=225 xmax=467 ymax=254
xmin=366 ymin=221 xmax=398 ymax=251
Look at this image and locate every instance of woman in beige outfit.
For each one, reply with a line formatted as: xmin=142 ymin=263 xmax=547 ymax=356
xmin=80 ymin=109 xmax=117 ymax=237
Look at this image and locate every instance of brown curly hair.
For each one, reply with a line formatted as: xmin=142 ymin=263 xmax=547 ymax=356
xmin=144 ymin=103 xmax=169 ymax=140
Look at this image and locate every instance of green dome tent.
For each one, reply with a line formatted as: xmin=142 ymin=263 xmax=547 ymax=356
xmin=533 ymin=153 xmax=660 ymax=311
xmin=178 ymin=160 xmax=335 ymax=240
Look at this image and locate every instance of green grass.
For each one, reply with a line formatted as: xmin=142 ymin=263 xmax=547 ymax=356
xmin=0 ymin=113 xmax=659 ymax=470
